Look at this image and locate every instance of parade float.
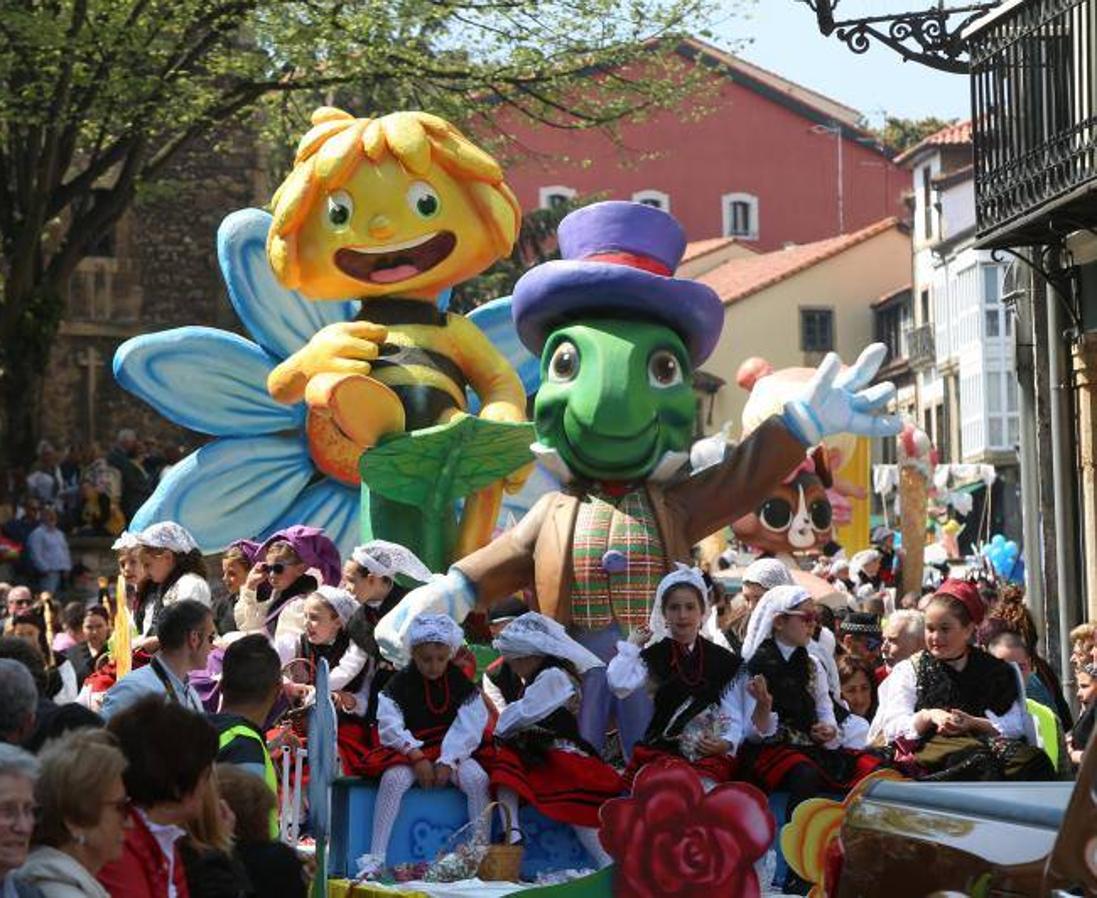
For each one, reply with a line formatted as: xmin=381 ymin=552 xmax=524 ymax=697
xmin=113 ymin=105 xmax=905 ymax=895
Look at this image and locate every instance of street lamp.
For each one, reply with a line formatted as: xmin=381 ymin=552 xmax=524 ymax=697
xmin=811 ymin=123 xmax=844 ymax=234
xmin=794 ymin=0 xmax=999 ymax=74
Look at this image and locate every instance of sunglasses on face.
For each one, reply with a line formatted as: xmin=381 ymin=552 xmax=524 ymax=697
xmin=864 ymin=637 xmax=883 ymax=651
xmin=11 ymin=598 xmax=31 ymax=608
xmin=785 ymin=610 xmax=818 ymax=625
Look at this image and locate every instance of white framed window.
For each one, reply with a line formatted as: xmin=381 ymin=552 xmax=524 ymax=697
xmin=721 ymin=192 xmax=759 ymax=240
xmin=538 ymin=185 xmax=576 ymax=210
xmin=632 ymin=189 xmax=670 ymax=212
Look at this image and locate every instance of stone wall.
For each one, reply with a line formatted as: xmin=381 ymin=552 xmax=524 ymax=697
xmin=39 ymin=124 xmax=267 ymax=454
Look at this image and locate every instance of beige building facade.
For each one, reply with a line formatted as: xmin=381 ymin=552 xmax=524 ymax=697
xmin=689 ymin=219 xmax=912 ymax=438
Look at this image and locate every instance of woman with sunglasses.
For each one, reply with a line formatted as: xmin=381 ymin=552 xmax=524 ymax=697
xmin=234 ymin=526 xmax=341 ymax=640
xmin=740 ymin=586 xmax=885 ymax=892
xmin=20 ymin=729 xmax=129 ymax=898
xmin=134 ymin=523 xmax=210 ymax=652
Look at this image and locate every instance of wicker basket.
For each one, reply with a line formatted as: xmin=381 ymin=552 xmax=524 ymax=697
xmin=477 ymin=801 xmax=524 ymax=882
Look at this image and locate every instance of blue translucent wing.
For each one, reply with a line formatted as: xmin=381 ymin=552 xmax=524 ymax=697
xmin=465 ymin=296 xmax=541 ymax=413
xmin=259 ymin=479 xmax=360 ymax=563
xmin=130 ymin=434 xmax=314 ymax=551
xmin=114 ymin=327 xmax=304 ymax=436
xmin=217 ymin=208 xmax=360 ymax=360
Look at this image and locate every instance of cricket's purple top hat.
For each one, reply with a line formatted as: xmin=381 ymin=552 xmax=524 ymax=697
xmin=511 ymin=201 xmax=725 ymax=364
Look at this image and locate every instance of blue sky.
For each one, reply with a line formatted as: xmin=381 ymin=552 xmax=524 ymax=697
xmin=711 ymin=2 xmax=972 ymax=126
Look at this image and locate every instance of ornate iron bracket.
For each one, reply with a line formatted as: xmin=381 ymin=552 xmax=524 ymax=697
xmin=797 ymin=1 xmax=999 ymax=74
xmin=992 ymin=243 xmax=1083 ymax=338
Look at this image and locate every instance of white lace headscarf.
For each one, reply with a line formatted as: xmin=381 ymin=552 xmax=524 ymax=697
xmin=137 ymin=521 xmax=198 ymax=554
xmin=648 ymin=565 xmax=710 ymax=643
xmin=111 ymin=532 xmax=140 ymax=551
xmin=351 ymin=540 xmax=433 ymax=583
xmin=741 ymin=584 xmax=812 ymax=662
xmin=313 ymin=586 xmax=358 ymax=627
xmin=742 ymin=558 xmax=794 ymax=590
xmin=406 ymin=613 xmax=464 ymax=655
xmin=493 ymin=612 xmax=604 ymax=674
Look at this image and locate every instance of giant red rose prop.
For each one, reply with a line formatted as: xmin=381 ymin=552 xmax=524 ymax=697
xmin=599 ymin=758 xmax=775 ymax=898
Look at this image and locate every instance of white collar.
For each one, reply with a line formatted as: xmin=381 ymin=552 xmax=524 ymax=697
xmin=137 ymin=808 xmax=186 ymax=853
xmin=530 ymin=442 xmax=690 ymax=486
xmin=775 ymin=637 xmax=800 ymax=660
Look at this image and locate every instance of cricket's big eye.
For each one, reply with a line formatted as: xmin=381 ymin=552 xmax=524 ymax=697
xmin=548 ymin=342 xmax=580 ymax=383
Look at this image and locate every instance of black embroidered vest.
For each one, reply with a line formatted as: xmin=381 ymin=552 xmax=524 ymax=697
xmin=641 ymin=637 xmax=742 ymax=746
xmin=747 ymin=638 xmax=817 ymax=737
xmin=912 ymin=649 xmax=1017 ymax=718
xmin=383 ymin=661 xmax=477 ymax=748
xmin=297 ymin=631 xmax=367 ymax=697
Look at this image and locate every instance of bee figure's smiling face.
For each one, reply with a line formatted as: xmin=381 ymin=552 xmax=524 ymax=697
xmin=295 ymin=157 xmax=497 ymax=300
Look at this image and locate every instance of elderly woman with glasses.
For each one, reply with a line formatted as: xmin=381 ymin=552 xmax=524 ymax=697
xmin=0 ymin=743 xmax=41 ymax=897
xmin=18 ymin=730 xmax=129 ymax=898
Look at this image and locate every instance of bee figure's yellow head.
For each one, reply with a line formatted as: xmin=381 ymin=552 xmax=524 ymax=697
xmin=268 ymin=107 xmax=521 ymax=301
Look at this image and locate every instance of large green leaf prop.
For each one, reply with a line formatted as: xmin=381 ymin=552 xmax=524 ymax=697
xmin=359 ymin=414 xmax=535 ymax=570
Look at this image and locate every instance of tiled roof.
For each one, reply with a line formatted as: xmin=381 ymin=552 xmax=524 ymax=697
xmin=872 ymin=283 xmax=912 ymax=309
xmin=894 ymin=120 xmax=972 ymax=164
xmin=698 ymin=218 xmax=902 ymax=305
xmin=680 ymin=236 xmax=756 ymax=266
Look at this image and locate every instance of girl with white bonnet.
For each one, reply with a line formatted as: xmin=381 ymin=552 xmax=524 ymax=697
xmin=488 ymin=612 xmax=621 ymax=869
xmin=330 ymin=541 xmax=433 ymax=709
xmin=740 ymin=587 xmax=885 ymax=802
xmin=607 ymin=566 xmax=775 ymax=791
xmin=357 ymin=613 xmax=490 ymax=868
xmin=275 ymin=585 xmax=377 ymax=773
xmin=133 ymin=521 xmax=210 ymax=648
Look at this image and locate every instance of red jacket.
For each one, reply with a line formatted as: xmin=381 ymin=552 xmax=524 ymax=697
xmin=98 ymin=809 xmax=190 ymax=898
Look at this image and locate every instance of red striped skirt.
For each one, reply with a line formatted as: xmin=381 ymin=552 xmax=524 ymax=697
xmin=624 ymin=744 xmax=739 ymax=789
xmin=336 ymin=719 xmax=382 ymax=777
xmin=742 ymin=742 xmax=885 ymax=793
xmin=353 ymin=737 xmax=443 ymax=779
xmin=486 ymin=744 xmax=624 ymax=828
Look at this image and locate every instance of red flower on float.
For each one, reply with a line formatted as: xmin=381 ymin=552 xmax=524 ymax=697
xmin=599 ymin=758 xmax=775 ymax=898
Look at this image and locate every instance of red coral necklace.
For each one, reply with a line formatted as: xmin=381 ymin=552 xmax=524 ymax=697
xmin=424 ymin=674 xmax=451 ymax=715
xmin=671 ymin=640 xmax=704 ymax=687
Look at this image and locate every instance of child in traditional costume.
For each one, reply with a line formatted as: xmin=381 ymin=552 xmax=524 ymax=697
xmin=330 ymin=541 xmax=433 ymax=727
xmin=607 ymin=566 xmax=773 ymax=789
xmin=235 ymin=525 xmax=341 ymax=639
xmin=872 ymin=579 xmax=1055 ymax=781
xmin=741 ymin=586 xmax=884 ymax=808
xmin=488 ymin=612 xmax=621 ymax=868
xmin=360 ymin=614 xmax=491 ymax=864
xmin=481 ymin=596 xmax=530 ymax=717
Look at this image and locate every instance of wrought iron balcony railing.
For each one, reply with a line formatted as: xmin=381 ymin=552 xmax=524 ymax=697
xmin=969 ymin=0 xmax=1097 ymax=248
xmin=905 ymin=323 xmax=937 ymax=369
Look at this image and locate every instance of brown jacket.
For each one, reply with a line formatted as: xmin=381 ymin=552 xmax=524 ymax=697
xmin=456 ymin=416 xmax=806 ymax=625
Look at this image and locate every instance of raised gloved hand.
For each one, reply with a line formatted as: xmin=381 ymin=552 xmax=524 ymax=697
xmin=374 ymin=568 xmax=476 ymax=665
xmin=782 ymin=343 xmax=901 ymax=445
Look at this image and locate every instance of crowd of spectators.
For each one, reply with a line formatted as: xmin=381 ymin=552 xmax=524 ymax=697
xmin=0 ymin=431 xmax=188 ymax=599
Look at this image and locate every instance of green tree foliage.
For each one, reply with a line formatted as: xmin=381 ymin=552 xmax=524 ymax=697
xmin=450 ymin=193 xmax=594 ymax=313
xmin=871 ymin=116 xmax=957 ymax=154
xmin=0 ymin=0 xmax=721 ymax=464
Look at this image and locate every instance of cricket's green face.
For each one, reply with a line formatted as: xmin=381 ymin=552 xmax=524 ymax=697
xmin=533 ymin=318 xmax=696 ymax=481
